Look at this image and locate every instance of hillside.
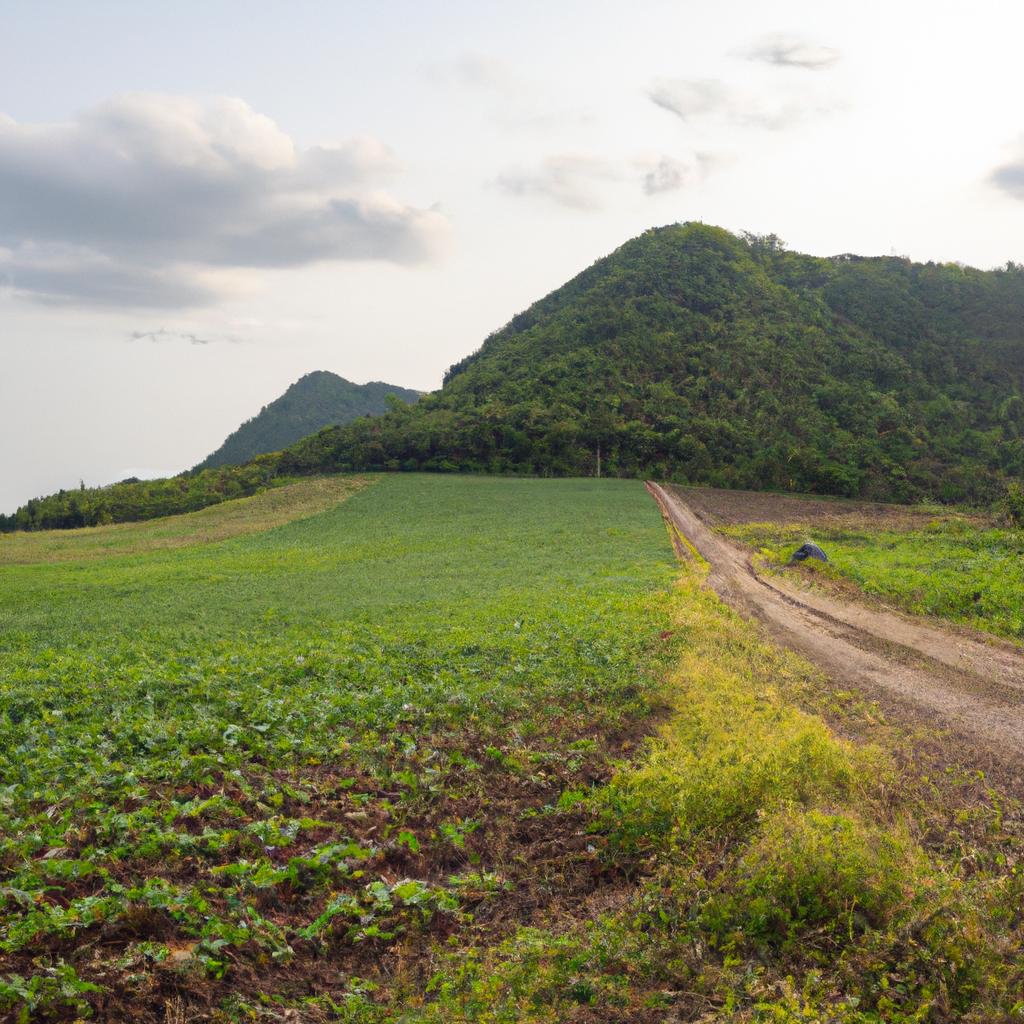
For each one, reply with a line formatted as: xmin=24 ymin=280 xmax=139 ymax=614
xmin=196 ymin=370 xmax=421 ymax=469
xmin=280 ymin=224 xmax=1024 ymax=503
xmin=6 ymin=222 xmax=1024 ymax=531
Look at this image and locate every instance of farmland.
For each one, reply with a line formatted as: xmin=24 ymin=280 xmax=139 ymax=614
xmin=3 ymin=475 xmax=1024 ymax=1022
xmin=0 ymin=475 xmax=678 ymax=1020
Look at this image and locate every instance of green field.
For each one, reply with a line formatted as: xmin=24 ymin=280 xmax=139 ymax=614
xmin=3 ymin=476 xmax=1024 ymax=1023
xmin=724 ymin=518 xmax=1024 ymax=642
xmin=0 ymin=475 xmax=677 ymax=1021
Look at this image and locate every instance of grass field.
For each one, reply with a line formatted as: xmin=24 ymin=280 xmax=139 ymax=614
xmin=724 ymin=518 xmax=1024 ymax=642
xmin=0 ymin=475 xmax=678 ymax=1021
xmin=3 ymin=475 xmax=1024 ymax=1023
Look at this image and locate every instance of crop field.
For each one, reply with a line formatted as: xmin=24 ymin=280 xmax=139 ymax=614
xmin=0 ymin=475 xmax=678 ymax=1021
xmin=4 ymin=475 xmax=1024 ymax=1023
xmin=724 ymin=517 xmax=1024 ymax=642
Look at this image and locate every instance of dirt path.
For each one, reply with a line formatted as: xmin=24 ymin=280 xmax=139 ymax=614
xmin=647 ymin=482 xmax=1024 ymax=760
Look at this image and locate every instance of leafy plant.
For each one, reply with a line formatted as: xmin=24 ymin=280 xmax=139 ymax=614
xmin=0 ymin=475 xmax=675 ymax=1017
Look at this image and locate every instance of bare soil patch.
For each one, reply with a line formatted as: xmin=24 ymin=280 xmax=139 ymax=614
xmin=676 ymin=484 xmax=986 ymax=530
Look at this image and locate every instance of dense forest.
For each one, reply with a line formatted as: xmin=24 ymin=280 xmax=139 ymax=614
xmin=5 ymin=223 xmax=1024 ymax=531
xmin=279 ymin=224 xmax=1024 ymax=501
xmin=195 ymin=371 xmax=421 ymax=469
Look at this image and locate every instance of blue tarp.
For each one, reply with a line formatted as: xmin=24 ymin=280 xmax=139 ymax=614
xmin=791 ymin=542 xmax=828 ymax=563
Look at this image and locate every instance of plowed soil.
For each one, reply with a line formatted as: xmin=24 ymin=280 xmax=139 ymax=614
xmin=647 ymin=483 xmax=1024 ymax=782
xmin=676 ymin=484 xmax=985 ymax=530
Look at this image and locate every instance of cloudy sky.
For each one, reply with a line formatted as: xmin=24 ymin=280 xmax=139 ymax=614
xmin=3 ymin=0 xmax=1024 ymax=512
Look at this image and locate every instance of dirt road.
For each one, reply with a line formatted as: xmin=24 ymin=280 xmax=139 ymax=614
xmin=647 ymin=482 xmax=1024 ymax=761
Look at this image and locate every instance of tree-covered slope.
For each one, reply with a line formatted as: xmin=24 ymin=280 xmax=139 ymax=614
xmin=6 ymin=223 xmax=1024 ymax=531
xmin=280 ymin=224 xmax=1024 ymax=503
xmin=196 ymin=370 xmax=421 ymax=469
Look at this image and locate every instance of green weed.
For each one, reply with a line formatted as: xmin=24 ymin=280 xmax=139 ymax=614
xmin=726 ymin=519 xmax=1024 ymax=642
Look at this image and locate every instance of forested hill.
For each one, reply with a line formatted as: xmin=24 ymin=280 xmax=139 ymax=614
xmin=278 ymin=223 xmax=1024 ymax=503
xmin=196 ymin=371 xmax=421 ymax=470
xmin=6 ymin=223 xmax=1024 ymax=530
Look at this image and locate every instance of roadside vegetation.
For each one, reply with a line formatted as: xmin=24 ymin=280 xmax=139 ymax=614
xmin=725 ymin=517 xmax=1024 ymax=643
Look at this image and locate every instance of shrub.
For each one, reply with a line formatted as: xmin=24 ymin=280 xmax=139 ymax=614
xmin=701 ymin=807 xmax=923 ymax=949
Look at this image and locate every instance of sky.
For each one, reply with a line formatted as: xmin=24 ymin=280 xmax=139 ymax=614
xmin=3 ymin=0 xmax=1024 ymax=512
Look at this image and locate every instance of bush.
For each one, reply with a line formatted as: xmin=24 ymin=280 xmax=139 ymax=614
xmin=597 ymin=578 xmax=873 ymax=856
xmin=994 ymin=480 xmax=1024 ymax=527
xmin=700 ymin=807 xmax=923 ymax=949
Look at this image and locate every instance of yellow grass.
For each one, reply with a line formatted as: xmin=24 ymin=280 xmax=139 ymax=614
xmin=0 ymin=475 xmax=373 ymax=565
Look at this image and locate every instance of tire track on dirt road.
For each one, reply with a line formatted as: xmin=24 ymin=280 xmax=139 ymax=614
xmin=646 ymin=482 xmax=1024 ymax=759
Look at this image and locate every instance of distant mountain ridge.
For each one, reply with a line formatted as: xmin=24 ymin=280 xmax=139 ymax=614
xmin=7 ymin=223 xmax=1024 ymax=532
xmin=196 ymin=371 xmax=421 ymax=470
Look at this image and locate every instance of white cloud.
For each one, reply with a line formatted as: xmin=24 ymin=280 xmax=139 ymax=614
xmin=0 ymin=94 xmax=450 ymax=307
xmin=496 ymin=155 xmax=622 ymax=210
xmin=641 ymin=155 xmax=702 ymax=195
xmin=648 ymin=76 xmax=838 ymax=131
xmin=429 ymin=52 xmax=594 ymax=134
xmin=496 ymin=152 xmax=705 ymax=210
xmin=433 ymin=52 xmax=520 ymax=91
xmin=649 ymin=79 xmax=732 ymax=121
xmin=128 ymin=328 xmax=241 ymax=346
xmin=991 ymin=145 xmax=1024 ymax=200
xmin=739 ymin=35 xmax=841 ymax=70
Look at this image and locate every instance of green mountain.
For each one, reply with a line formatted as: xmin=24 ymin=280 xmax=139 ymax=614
xmin=196 ymin=371 xmax=421 ymax=470
xmin=7 ymin=223 xmax=1024 ymax=531
xmin=278 ymin=224 xmax=1024 ymax=503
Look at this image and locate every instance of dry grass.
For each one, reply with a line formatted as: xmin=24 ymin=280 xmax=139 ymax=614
xmin=0 ymin=475 xmax=372 ymax=565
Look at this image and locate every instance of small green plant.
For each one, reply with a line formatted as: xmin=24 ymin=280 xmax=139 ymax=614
xmin=0 ymin=963 xmax=101 ymax=1022
xmin=995 ymin=480 xmax=1024 ymax=527
xmin=700 ymin=808 xmax=923 ymax=947
xmin=0 ymin=476 xmax=676 ymax=1018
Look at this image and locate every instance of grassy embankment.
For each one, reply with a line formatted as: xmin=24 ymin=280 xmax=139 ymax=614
xmin=1 ymin=476 xmax=1022 ymax=1022
xmin=0 ymin=477 xmax=368 ymax=566
xmin=723 ymin=517 xmax=1024 ymax=643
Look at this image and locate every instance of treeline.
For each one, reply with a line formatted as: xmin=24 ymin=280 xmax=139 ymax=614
xmin=6 ymin=222 xmax=1024 ymax=531
xmin=0 ymin=457 xmax=281 ymax=532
